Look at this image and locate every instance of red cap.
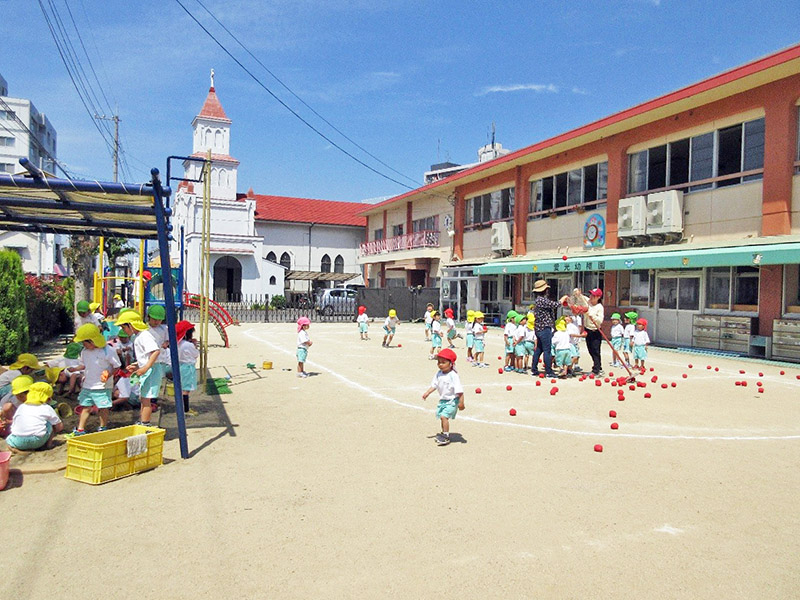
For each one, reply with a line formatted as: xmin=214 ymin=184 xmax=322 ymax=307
xmin=175 ymin=320 xmax=195 ymax=342
xmin=589 ymin=288 xmax=603 ymax=297
xmin=357 ymin=305 xmax=366 ymax=314
xmin=436 ymin=348 xmax=457 ymax=363
xmin=636 ymin=318 xmax=648 ymax=327
xmin=142 ymin=270 xmax=152 ymax=281
xmin=444 ymin=308 xmax=454 ymax=318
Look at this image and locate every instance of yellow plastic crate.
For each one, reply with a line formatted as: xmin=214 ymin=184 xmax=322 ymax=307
xmin=65 ymin=425 xmax=165 ymax=485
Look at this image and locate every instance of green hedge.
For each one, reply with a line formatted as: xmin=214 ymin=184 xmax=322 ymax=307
xmin=0 ymin=251 xmax=29 ymax=363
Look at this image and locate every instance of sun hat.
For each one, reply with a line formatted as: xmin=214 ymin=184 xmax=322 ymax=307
xmin=589 ymin=288 xmax=603 ymax=298
xmin=625 ymin=311 xmax=638 ymax=321
xmin=514 ymin=314 xmax=525 ymax=325
xmin=430 ymin=310 xmax=439 ymax=317
xmin=636 ymin=318 xmax=648 ymax=328
xmin=474 ymin=311 xmax=484 ymax=319
xmin=9 ymin=353 xmax=42 ymax=371
xmin=141 ymin=270 xmax=152 ymax=281
xmin=114 ymin=294 xmax=122 ymax=300
xmin=74 ymin=323 xmax=107 ymax=348
xmin=444 ymin=308 xmax=454 ymax=318
xmin=64 ymin=342 xmax=82 ymax=359
xmin=357 ymin=305 xmax=366 ymax=315
xmin=555 ymin=317 xmax=567 ymax=331
xmin=533 ymin=280 xmax=550 ymax=293
xmin=297 ymin=316 xmax=311 ymax=332
xmin=506 ymin=310 xmax=518 ymax=320
xmin=76 ymin=300 xmax=90 ymax=313
xmin=117 ymin=329 xmax=130 ymax=339
xmin=147 ymin=304 xmax=166 ymax=321
xmin=466 ymin=310 xmax=475 ymax=323
xmin=115 ymin=311 xmax=149 ymax=331
xmin=526 ymin=312 xmax=535 ymax=329
xmin=175 ymin=320 xmax=195 ymax=342
xmin=436 ymin=348 xmax=457 ymax=363
xmin=611 ymin=313 xmax=621 ymax=320
xmin=25 ymin=382 xmax=53 ymax=405
xmin=44 ymin=367 xmax=64 ymax=385
xmin=89 ymin=302 xmax=101 ymax=313
xmin=11 ymin=375 xmax=34 ymax=396
xmin=388 ymin=309 xmax=397 ymax=318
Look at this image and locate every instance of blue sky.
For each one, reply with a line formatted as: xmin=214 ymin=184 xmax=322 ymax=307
xmin=2 ymin=0 xmax=799 ymax=203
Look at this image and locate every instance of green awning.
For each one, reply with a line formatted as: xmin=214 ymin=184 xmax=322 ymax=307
xmin=473 ymin=241 xmax=800 ymax=275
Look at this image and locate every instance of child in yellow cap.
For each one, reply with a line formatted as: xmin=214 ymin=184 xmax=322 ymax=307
xmin=470 ymin=312 xmax=488 ymax=367
xmin=70 ymin=323 xmax=121 ymax=435
xmin=465 ymin=310 xmax=476 ymax=362
xmin=523 ymin=313 xmax=536 ymax=371
xmin=6 ymin=382 xmax=63 ymax=451
xmin=382 ymin=309 xmax=399 ymax=348
xmin=115 ymin=310 xmax=161 ymax=426
xmin=552 ymin=317 xmax=573 ymax=378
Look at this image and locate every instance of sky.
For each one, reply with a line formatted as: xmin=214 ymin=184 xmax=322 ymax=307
xmin=1 ymin=0 xmax=799 ymax=203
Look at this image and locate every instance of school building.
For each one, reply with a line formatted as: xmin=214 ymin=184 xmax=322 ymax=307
xmin=359 ymin=43 xmax=800 ymax=361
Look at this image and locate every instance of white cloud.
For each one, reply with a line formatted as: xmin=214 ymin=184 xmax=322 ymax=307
xmin=571 ymin=87 xmax=590 ymax=95
xmin=475 ymin=83 xmax=559 ymax=97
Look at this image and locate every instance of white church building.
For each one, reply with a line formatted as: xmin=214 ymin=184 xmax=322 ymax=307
xmin=171 ymin=74 xmax=365 ymax=302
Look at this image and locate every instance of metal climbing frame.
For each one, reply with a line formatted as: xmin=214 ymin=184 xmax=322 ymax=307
xmin=0 ymin=158 xmax=191 ymax=459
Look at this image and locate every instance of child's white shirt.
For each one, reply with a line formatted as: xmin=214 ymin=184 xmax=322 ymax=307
xmin=424 ymin=310 xmax=433 ymax=325
xmin=178 ymin=339 xmax=200 ymax=364
xmin=632 ymin=329 xmax=650 ymax=345
xmin=472 ymin=322 xmax=485 ymax=340
xmin=514 ymin=324 xmax=527 ymax=343
xmin=10 ymin=403 xmax=61 ymax=438
xmin=504 ymin=322 xmax=516 ymax=339
xmin=80 ymin=346 xmax=121 ymax=390
xmin=356 ymin=313 xmax=368 ymax=324
xmin=524 ymin=327 xmax=536 ymax=343
xmin=566 ymin=323 xmax=581 ymax=346
xmin=429 ymin=369 xmax=463 ymax=399
xmin=571 ymin=315 xmax=582 ymax=329
xmin=552 ymin=330 xmax=572 ymax=351
xmin=431 ymin=320 xmax=442 ymax=335
xmin=154 ymin=324 xmax=171 ymax=364
xmin=610 ymin=323 xmax=624 ymax=338
xmin=623 ymin=323 xmax=635 ymax=339
xmin=133 ymin=329 xmax=160 ymax=367
xmin=384 ymin=316 xmax=399 ymax=328
xmin=445 ymin=317 xmax=456 ymax=330
xmin=297 ymin=330 xmax=310 ymax=348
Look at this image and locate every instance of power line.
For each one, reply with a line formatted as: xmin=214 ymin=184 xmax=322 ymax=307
xmin=191 ymin=0 xmax=420 ymax=189
xmin=173 ymin=0 xmax=415 ymax=192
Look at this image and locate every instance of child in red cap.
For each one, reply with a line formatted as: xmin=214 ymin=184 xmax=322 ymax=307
xmin=632 ymin=318 xmax=651 ymax=370
xmin=356 ymin=306 xmax=369 ymax=341
xmin=421 ymin=348 xmax=464 ymax=446
xmin=176 ymin=321 xmax=200 ymax=416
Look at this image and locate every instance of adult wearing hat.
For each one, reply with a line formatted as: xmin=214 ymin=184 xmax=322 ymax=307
xmin=530 ymin=279 xmax=569 ymax=378
xmin=584 ymin=288 xmax=606 ymax=376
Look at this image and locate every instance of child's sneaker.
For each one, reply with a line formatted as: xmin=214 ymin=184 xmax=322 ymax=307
xmin=435 ymin=433 xmax=450 ymax=446
xmin=297 ymin=372 xmax=309 ymax=378
xmin=97 ymin=426 xmax=109 ymax=432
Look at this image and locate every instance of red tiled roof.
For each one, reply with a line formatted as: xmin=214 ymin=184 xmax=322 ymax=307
xmin=241 ymin=193 xmax=366 ymax=227
xmin=197 ymin=87 xmax=231 ymax=122
xmin=188 ymin=152 xmax=240 ymax=165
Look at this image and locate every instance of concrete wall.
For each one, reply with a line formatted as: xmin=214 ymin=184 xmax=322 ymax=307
xmin=683 ymin=181 xmax=763 ymax=241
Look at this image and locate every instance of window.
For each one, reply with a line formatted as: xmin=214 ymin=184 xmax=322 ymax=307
xmin=266 ymin=251 xmax=276 ymax=262
xmin=0 ymin=110 xmax=10 ymax=119
xmin=320 ymin=254 xmax=331 ymax=273
xmin=784 ymin=264 xmax=800 ymax=313
xmin=618 ymin=270 xmax=651 ymax=307
xmin=706 ymin=267 xmax=731 ymax=308
xmin=279 ymin=252 xmax=291 ymax=269
xmin=0 ymin=163 xmax=14 ymax=174
xmin=412 ymin=215 xmax=438 ymax=232
xmin=704 ymin=267 xmax=759 ymax=311
xmin=392 ymin=224 xmax=404 ymax=237
xmin=465 ymin=186 xmax=514 ymax=226
xmin=334 ymin=255 xmax=344 ymax=273
xmin=733 ymin=266 xmax=759 ymax=309
xmin=481 ymin=279 xmax=498 ymax=302
xmin=530 ymin=161 xmax=608 ymax=218
xmin=374 ymin=228 xmax=384 ymax=241
xmin=269 ymin=275 xmax=276 ymax=285
xmin=521 ymin=273 xmax=535 ymax=303
xmin=502 ymin=275 xmax=513 ymax=300
xmin=0 ymin=136 xmax=15 ymax=147
xmin=659 ymin=277 xmax=678 ymax=309
xmin=628 ymin=118 xmax=765 ymax=194
xmin=678 ymin=277 xmax=700 ymax=311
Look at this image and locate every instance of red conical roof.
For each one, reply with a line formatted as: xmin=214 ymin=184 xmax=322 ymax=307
xmin=197 ymin=86 xmax=230 ymax=122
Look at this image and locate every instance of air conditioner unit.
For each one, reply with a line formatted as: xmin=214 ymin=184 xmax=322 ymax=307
xmin=646 ymin=190 xmax=684 ymax=235
xmin=490 ymin=221 xmax=512 ymax=252
xmin=617 ymin=195 xmax=646 ymax=237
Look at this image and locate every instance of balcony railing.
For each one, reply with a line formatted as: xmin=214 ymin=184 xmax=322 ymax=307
xmin=360 ymin=230 xmax=440 ymax=256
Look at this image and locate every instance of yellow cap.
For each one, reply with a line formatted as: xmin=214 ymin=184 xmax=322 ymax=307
xmin=11 ymin=375 xmax=34 ymax=395
xmin=45 ymin=366 xmax=64 ymax=385
xmin=26 ymin=382 xmax=54 ymax=405
xmin=115 ymin=311 xmax=149 ymax=331
xmin=555 ymin=317 xmax=566 ymax=332
xmin=466 ymin=309 xmax=475 ymax=323
xmin=9 ymin=353 xmax=42 ymax=371
xmin=113 ymin=294 xmax=122 ymax=300
xmin=474 ymin=311 xmax=484 ymax=319
xmin=388 ymin=309 xmax=397 ymax=317
xmin=89 ymin=302 xmax=101 ymax=312
xmin=74 ymin=323 xmax=107 ymax=348
xmin=526 ymin=312 xmax=535 ymax=330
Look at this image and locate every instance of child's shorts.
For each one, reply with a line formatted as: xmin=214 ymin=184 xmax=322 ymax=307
xmin=139 ymin=363 xmax=164 ymax=399
xmin=359 ymin=322 xmax=368 ymax=333
xmin=505 ymin=341 xmax=514 ymax=354
xmin=623 ymin=339 xmax=632 ymax=353
xmin=633 ymin=345 xmax=648 ymax=360
xmin=447 ymin=329 xmax=457 ymax=340
xmin=466 ymin=333 xmax=474 ymax=348
xmin=611 ymin=336 xmax=623 ymax=351
xmin=431 ymin=333 xmax=442 ymax=349
xmin=79 ymin=388 xmax=113 ymax=409
xmin=296 ymin=346 xmax=308 ymax=363
xmin=555 ymin=348 xmax=572 ymax=367
xmin=514 ymin=342 xmax=527 ymax=357
xmin=179 ymin=363 xmax=197 ymax=392
xmin=570 ymin=343 xmax=580 ymax=358
xmin=473 ymin=339 xmax=485 ymax=353
xmin=6 ymin=422 xmax=52 ymax=451
xmin=383 ymin=326 xmax=396 ymax=335
xmin=436 ymin=397 xmax=459 ymax=420
xmin=425 ymin=321 xmax=432 ymax=330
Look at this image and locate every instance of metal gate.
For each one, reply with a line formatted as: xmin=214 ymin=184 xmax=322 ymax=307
xmin=357 ymin=287 xmax=440 ymax=321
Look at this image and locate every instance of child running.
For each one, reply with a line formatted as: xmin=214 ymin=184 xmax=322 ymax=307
xmin=471 ymin=312 xmax=488 ymax=367
xmin=429 ymin=311 xmax=443 ymax=359
xmin=622 ymin=311 xmax=637 ymax=368
xmin=382 ymin=309 xmax=399 ymax=347
xmin=609 ymin=313 xmax=624 ymax=368
xmin=465 ymin=310 xmax=475 ymax=362
xmin=421 ymin=348 xmax=464 ymax=446
xmin=356 ymin=305 xmax=369 ymax=340
xmin=176 ymin=320 xmax=200 ymax=416
xmin=444 ymin=308 xmax=457 ymax=349
xmin=296 ymin=317 xmax=312 ymax=378
xmin=71 ymin=323 xmax=121 ymax=435
xmin=632 ymin=318 xmax=651 ymax=371
xmin=423 ymin=303 xmax=434 ymax=341
xmin=503 ymin=311 xmax=518 ymax=372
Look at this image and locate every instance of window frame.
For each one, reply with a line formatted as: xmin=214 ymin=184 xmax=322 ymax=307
xmin=528 ymin=161 xmax=608 ymax=220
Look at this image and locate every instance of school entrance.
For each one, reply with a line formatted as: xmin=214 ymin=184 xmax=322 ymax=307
xmin=213 ymin=255 xmax=242 ymax=302
xmin=654 ymin=270 xmax=701 ymax=346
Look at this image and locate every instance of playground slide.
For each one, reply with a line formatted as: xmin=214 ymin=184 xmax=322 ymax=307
xmin=182 ymin=292 xmax=238 ymax=348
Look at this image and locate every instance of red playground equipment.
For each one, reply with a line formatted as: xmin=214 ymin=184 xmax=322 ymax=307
xmin=183 ymin=292 xmax=238 ymax=348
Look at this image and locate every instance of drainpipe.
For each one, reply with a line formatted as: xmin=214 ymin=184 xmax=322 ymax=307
xmin=308 ymin=222 xmax=316 ymax=295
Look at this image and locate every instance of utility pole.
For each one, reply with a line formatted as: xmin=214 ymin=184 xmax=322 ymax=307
xmin=94 ymin=112 xmax=120 ymax=311
xmin=94 ymin=112 xmax=119 ymax=182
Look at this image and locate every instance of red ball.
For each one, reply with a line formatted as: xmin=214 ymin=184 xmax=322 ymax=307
xmin=707 ymin=365 xmax=712 ymax=370
xmin=506 ymin=385 xmax=512 ymax=391
xmin=637 ymin=381 xmax=646 ymax=388
xmin=610 ymin=422 xmax=619 ymax=430
xmin=609 ymin=410 xmax=617 ymax=417
xmin=551 ymin=379 xmax=557 ymax=384
xmin=589 ymin=373 xmax=595 ymax=379
xmin=757 ymin=381 xmax=763 ymax=386
xmin=688 ymin=364 xmax=693 ymax=368
xmin=739 ymin=370 xmax=746 ymax=374
xmin=644 ymin=392 xmax=651 ymax=398
xmin=628 ymin=384 xmax=636 ymax=391
xmin=535 ymin=380 xmax=541 ymax=386
xmin=617 ymin=389 xmax=624 ymax=395
xmin=649 ymin=368 xmax=655 ymax=372
xmin=549 ymin=388 xmax=558 ymax=396
xmin=780 ymin=370 xmax=785 ymax=375
xmin=670 ymin=382 xmax=677 ymax=388
xmin=682 ymin=373 xmax=688 ymax=378
xmin=651 ymin=376 xmax=658 ymax=383
xmin=611 ymin=381 xmax=618 ymax=387
xmin=618 ymin=395 xmax=625 ymax=401
xmin=562 ymin=255 xmax=568 ymax=261
xmin=741 ymin=381 xmax=747 ymax=387
xmin=714 ymin=367 xmax=719 ymax=372
xmin=397 ymin=344 xmax=402 ymax=347
xmin=758 ymin=387 xmax=765 ymax=393
xmin=661 ymin=383 xmax=668 ymax=389
xmin=608 ymin=371 xmax=614 ymax=377
xmin=604 ymin=377 xmax=610 ymax=383
xmin=539 ymin=373 xmax=546 ymax=379
xmin=509 ymin=408 xmax=517 ymax=416
xmin=594 ymin=444 xmax=603 ymax=452
xmin=758 ymin=372 xmax=764 ymax=377
xmin=735 ymin=381 xmax=741 ymax=386
xmin=498 ymin=356 xmax=502 ymax=360
xmin=796 ymin=375 xmax=800 ymax=380
xmin=475 ymin=388 xmax=482 ymax=394
xmin=498 ymin=368 xmax=503 ymax=374
xmin=595 ymin=380 xmax=602 ymax=387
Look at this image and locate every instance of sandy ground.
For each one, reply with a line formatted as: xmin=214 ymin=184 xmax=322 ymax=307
xmin=2 ymin=321 xmax=800 ymax=599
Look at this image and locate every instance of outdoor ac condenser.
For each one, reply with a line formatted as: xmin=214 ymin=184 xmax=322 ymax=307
xmin=646 ymin=190 xmax=683 ymax=235
xmin=490 ymin=221 xmax=512 ymax=252
xmin=617 ymin=195 xmax=646 ymax=237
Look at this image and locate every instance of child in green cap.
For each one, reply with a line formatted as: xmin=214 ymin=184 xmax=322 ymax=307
xmin=610 ymin=313 xmax=624 ymax=368
xmin=623 ymin=311 xmax=638 ymax=368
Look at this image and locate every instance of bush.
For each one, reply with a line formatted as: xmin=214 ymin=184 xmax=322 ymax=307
xmin=0 ymin=251 xmax=30 ymax=362
xmin=251 ymin=302 xmax=266 ymax=311
xmin=25 ymin=274 xmax=73 ymax=343
xmin=269 ymin=295 xmax=286 ymax=309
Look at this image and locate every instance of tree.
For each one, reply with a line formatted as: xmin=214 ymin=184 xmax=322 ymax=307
xmin=0 ymin=250 xmax=29 ymax=362
xmin=63 ymin=234 xmax=98 ymax=315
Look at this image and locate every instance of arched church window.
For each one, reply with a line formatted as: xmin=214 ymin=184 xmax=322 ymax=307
xmin=266 ymin=251 xmax=276 ymax=262
xmin=334 ymin=255 xmax=344 ymax=273
xmin=320 ymin=254 xmax=331 ymax=273
xmin=280 ymin=252 xmax=291 ymax=269
xmin=269 ymin=275 xmax=276 ymax=285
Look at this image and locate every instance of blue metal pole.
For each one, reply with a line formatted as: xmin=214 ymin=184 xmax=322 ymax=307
xmin=179 ymin=225 xmax=185 ymax=320
xmin=150 ymin=168 xmax=189 ymax=459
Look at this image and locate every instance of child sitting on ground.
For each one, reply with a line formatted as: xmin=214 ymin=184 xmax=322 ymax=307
xmin=70 ymin=323 xmax=121 ymax=435
xmin=176 ymin=320 xmax=200 ymax=415
xmin=356 ymin=305 xmax=369 ymax=341
xmin=296 ymin=317 xmax=312 ymax=378
xmin=632 ymin=318 xmax=651 ymax=371
xmin=421 ymin=348 xmax=464 ymax=446
xmin=6 ymin=381 xmax=63 ymax=452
